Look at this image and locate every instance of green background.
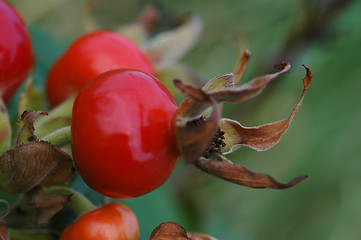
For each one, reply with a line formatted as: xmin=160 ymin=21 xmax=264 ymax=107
xmin=5 ymin=0 xmax=361 ymax=239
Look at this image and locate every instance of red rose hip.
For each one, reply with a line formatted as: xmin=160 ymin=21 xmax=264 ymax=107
xmin=59 ymin=203 xmax=139 ymax=240
xmin=71 ymin=69 xmax=179 ymax=198
xmin=46 ymin=30 xmax=154 ymax=107
xmin=0 ymin=0 xmax=32 ymax=103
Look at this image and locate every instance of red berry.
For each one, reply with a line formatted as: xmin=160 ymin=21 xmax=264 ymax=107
xmin=71 ymin=69 xmax=179 ymax=198
xmin=60 ymin=203 xmax=139 ymax=240
xmin=0 ymin=0 xmax=32 ymax=103
xmin=46 ymin=30 xmax=154 ymax=107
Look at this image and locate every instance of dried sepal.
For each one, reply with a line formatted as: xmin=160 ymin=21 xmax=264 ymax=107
xmin=209 ymin=62 xmax=291 ymax=103
xmin=173 ymin=62 xmax=295 ymax=164
xmin=157 ymin=63 xmax=204 ymax=101
xmin=146 ymin=13 xmax=203 ymax=71
xmin=0 ymin=98 xmax=11 ymax=155
xmin=17 ymin=110 xmax=48 ymax=145
xmin=18 ymin=186 xmax=71 ymax=224
xmin=194 ymin=155 xmax=307 ymax=189
xmin=0 ymin=141 xmax=74 ymax=194
xmin=150 ymin=222 xmax=218 ymax=240
xmin=202 ymin=73 xmax=235 ymax=93
xmin=233 ymin=50 xmax=251 ymax=85
xmin=174 ymin=81 xmax=221 ymax=163
xmin=174 ymin=79 xmax=216 ymax=122
xmin=174 ymin=60 xmax=311 ymax=189
xmin=220 ymin=64 xmax=312 ymax=154
xmin=175 ymin=62 xmax=291 ymax=120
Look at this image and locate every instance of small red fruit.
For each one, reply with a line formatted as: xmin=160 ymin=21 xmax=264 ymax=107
xmin=59 ymin=203 xmax=139 ymax=240
xmin=0 ymin=0 xmax=32 ymax=103
xmin=71 ymin=69 xmax=179 ymax=198
xmin=46 ymin=30 xmax=154 ymax=107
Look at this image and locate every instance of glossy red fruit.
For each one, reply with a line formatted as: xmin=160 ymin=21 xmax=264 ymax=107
xmin=59 ymin=203 xmax=139 ymax=240
xmin=71 ymin=69 xmax=179 ymax=198
xmin=0 ymin=0 xmax=32 ymax=103
xmin=46 ymin=30 xmax=154 ymax=107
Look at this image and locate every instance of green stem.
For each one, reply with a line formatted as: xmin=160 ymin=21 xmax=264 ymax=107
xmin=43 ymin=186 xmax=96 ymax=217
xmin=41 ymin=126 xmax=71 ymax=148
xmin=34 ymin=96 xmax=75 ymax=139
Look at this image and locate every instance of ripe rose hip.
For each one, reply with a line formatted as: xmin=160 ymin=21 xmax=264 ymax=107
xmin=46 ymin=30 xmax=154 ymax=107
xmin=60 ymin=203 xmax=139 ymax=240
xmin=0 ymin=0 xmax=32 ymax=103
xmin=71 ymin=69 xmax=179 ymax=198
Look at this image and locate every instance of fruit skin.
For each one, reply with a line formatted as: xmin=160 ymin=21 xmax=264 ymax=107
xmin=46 ymin=30 xmax=154 ymax=107
xmin=59 ymin=203 xmax=139 ymax=240
xmin=0 ymin=0 xmax=32 ymax=103
xmin=71 ymin=69 xmax=179 ymax=198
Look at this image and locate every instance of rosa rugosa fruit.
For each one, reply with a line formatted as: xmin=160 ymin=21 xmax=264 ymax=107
xmin=0 ymin=0 xmax=32 ymax=103
xmin=46 ymin=30 xmax=154 ymax=107
xmin=59 ymin=203 xmax=139 ymax=240
xmin=71 ymin=69 xmax=179 ymax=198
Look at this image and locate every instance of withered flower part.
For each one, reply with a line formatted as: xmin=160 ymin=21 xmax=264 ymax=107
xmin=15 ymin=186 xmax=72 ymax=224
xmin=174 ymin=51 xmax=312 ymax=189
xmin=17 ymin=110 xmax=48 ymax=145
xmin=0 ymin=111 xmax=75 ymax=225
xmin=0 ymin=111 xmax=75 ymax=195
xmin=150 ymin=222 xmax=218 ymax=240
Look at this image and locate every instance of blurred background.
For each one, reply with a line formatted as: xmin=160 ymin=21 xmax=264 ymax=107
xmin=6 ymin=0 xmax=361 ymax=239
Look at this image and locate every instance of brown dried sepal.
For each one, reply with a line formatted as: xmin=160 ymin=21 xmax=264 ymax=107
xmin=233 ymin=50 xmax=251 ymax=85
xmin=174 ymin=54 xmax=312 ymax=189
xmin=0 ymin=141 xmax=75 ymax=194
xmin=174 ymin=80 xmax=221 ymax=163
xmin=17 ymin=110 xmax=48 ymax=145
xmin=195 ymin=155 xmax=307 ymax=189
xmin=150 ymin=222 xmax=218 ymax=240
xmin=174 ymin=62 xmax=293 ymax=164
xmin=221 ymin=65 xmax=312 ymax=154
xmin=18 ymin=186 xmax=71 ymax=224
xmin=209 ymin=62 xmax=291 ymax=103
